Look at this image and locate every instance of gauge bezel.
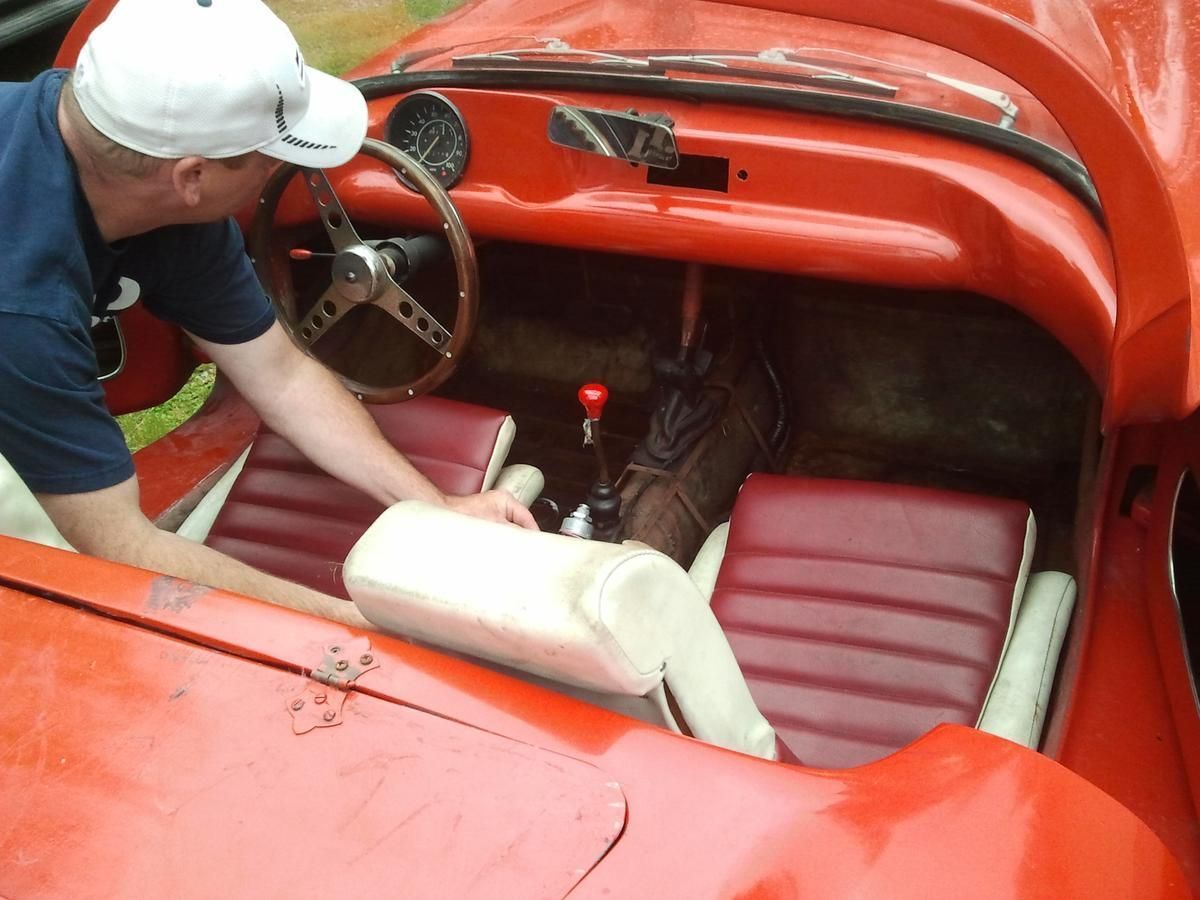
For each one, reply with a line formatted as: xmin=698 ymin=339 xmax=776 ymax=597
xmin=384 ymin=90 xmax=471 ymax=191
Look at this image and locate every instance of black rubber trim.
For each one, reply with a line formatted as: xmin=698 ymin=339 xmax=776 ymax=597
xmin=0 ymin=0 xmax=85 ymax=51
xmin=352 ymin=69 xmax=1103 ymax=225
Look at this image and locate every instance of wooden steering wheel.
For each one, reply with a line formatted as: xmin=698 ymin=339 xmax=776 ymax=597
xmin=248 ymin=137 xmax=478 ymax=402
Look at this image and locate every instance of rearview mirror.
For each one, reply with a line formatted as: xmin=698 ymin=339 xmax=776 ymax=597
xmin=548 ymin=105 xmax=679 ymax=169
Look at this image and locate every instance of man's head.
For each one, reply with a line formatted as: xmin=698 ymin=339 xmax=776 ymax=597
xmin=60 ymin=70 xmax=283 ymax=225
xmin=73 ymin=0 xmax=366 ymax=167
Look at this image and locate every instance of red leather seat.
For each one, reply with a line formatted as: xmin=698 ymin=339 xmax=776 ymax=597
xmin=205 ymin=395 xmax=511 ymax=600
xmin=710 ymin=474 xmax=1032 ymax=769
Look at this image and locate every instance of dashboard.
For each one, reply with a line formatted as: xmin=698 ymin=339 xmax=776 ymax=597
xmin=270 ymin=85 xmax=1117 ymax=385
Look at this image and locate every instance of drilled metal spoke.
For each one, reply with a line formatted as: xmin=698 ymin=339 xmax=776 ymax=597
xmin=301 ymin=168 xmax=364 ymax=252
xmin=293 ymin=283 xmax=357 ymax=348
xmin=374 ymin=276 xmax=455 ymax=357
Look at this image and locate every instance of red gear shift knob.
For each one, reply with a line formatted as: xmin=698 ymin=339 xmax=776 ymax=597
xmin=578 ymin=383 xmax=609 ymax=420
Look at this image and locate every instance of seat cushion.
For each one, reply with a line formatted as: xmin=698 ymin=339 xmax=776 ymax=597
xmin=205 ymin=395 xmax=511 ymax=600
xmin=710 ymin=474 xmax=1033 ymax=769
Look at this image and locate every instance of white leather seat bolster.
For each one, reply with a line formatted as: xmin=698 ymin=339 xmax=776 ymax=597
xmin=976 ymin=570 xmax=1076 ymax=748
xmin=977 ymin=511 xmax=1037 ymax=716
xmin=688 ymin=522 xmax=729 ymax=604
xmin=481 ymin=416 xmax=516 ymax=490
xmin=176 ymin=445 xmax=253 ymax=543
xmin=344 ymin=501 xmax=778 ymax=759
xmin=492 ymin=463 xmax=544 ymax=507
xmin=0 ymin=454 xmax=74 ymax=551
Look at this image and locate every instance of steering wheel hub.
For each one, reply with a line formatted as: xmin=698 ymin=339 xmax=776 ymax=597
xmin=332 ymin=245 xmax=388 ymax=304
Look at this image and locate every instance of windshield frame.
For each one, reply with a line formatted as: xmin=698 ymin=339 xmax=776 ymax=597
xmin=353 ymin=68 xmax=1100 ymax=222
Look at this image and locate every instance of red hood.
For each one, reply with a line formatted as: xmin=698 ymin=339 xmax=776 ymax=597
xmin=0 ymin=543 xmax=1191 ymax=897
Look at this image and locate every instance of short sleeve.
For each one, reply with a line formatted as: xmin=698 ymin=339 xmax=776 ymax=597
xmin=140 ymin=219 xmax=276 ymax=345
xmin=0 ymin=311 xmax=135 ymax=494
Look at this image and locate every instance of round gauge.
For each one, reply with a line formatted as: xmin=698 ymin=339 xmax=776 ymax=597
xmin=384 ymin=91 xmax=470 ymax=190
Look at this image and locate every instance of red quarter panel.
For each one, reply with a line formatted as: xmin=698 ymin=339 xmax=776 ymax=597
xmin=711 ymin=474 xmax=1031 ymax=769
xmin=205 ymin=396 xmax=509 ymax=599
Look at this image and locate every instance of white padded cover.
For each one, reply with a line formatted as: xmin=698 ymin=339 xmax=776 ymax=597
xmin=482 ymin=416 xmax=516 ymax=490
xmin=977 ymin=511 xmax=1037 ymax=721
xmin=977 ymin=571 xmax=1077 ymax=748
xmin=688 ymin=521 xmax=729 ymax=603
xmin=176 ymin=445 xmax=253 ymax=542
xmin=491 ymin=463 xmax=544 ymax=507
xmin=344 ymin=501 xmax=778 ymax=759
xmin=0 ymin=453 xmax=73 ymax=551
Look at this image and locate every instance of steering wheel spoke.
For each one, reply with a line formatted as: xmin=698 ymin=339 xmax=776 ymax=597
xmin=375 ymin=279 xmax=455 ymax=356
xmin=302 ymin=168 xmax=364 ymax=252
xmin=293 ymin=284 xmax=356 ymax=348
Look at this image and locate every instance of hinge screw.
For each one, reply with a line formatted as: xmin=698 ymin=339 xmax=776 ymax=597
xmin=291 ymin=699 xmax=305 ymax=710
xmin=359 ymin=653 xmax=374 ymax=665
xmin=323 ymin=710 xmax=337 ymax=722
xmin=329 ymin=645 xmax=342 ymax=654
xmin=314 ymin=694 xmax=327 ymax=705
xmin=335 ymin=659 xmax=349 ymax=671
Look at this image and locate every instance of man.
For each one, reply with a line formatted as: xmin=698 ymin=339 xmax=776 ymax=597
xmin=0 ymin=0 xmax=536 ymax=619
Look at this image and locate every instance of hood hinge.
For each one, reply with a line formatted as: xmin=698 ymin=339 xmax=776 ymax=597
xmin=287 ymin=637 xmax=380 ymax=734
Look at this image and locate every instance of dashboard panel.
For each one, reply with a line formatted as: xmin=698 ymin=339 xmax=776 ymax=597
xmin=273 ymin=86 xmax=1117 ymax=384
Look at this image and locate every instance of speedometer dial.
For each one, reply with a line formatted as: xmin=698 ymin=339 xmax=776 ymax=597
xmin=384 ymin=91 xmax=470 ymax=190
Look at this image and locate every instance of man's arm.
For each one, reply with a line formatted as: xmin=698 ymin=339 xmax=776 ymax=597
xmin=36 ymin=476 xmax=373 ymax=628
xmin=190 ymin=322 xmax=537 ymax=528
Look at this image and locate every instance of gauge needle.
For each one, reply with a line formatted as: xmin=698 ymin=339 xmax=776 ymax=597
xmin=422 ymin=135 xmax=441 ymax=158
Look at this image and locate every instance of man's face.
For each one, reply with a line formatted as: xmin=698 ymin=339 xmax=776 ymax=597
xmin=185 ymin=152 xmax=283 ymax=221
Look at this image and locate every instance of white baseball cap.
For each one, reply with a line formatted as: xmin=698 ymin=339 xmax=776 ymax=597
xmin=71 ymin=0 xmax=367 ymax=168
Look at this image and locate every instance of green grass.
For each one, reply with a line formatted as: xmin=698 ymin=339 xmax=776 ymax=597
xmin=407 ymin=0 xmax=464 ymax=21
xmin=117 ymin=1 xmax=467 ymax=452
xmin=117 ymin=364 xmax=217 ymax=453
xmin=265 ymin=0 xmax=465 ymax=75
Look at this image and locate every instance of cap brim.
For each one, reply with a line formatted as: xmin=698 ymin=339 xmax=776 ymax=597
xmin=260 ymin=69 xmax=368 ymax=168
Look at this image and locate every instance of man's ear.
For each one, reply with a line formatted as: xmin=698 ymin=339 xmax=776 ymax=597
xmin=170 ymin=157 xmax=207 ymax=208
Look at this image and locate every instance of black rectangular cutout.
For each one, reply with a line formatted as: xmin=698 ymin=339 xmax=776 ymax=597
xmin=646 ymin=154 xmax=729 ymax=193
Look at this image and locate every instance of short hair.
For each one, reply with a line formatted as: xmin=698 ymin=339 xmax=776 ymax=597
xmin=61 ymin=71 xmax=254 ymax=178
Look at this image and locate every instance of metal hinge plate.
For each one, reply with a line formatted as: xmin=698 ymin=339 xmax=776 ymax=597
xmin=287 ymin=637 xmax=380 ymax=735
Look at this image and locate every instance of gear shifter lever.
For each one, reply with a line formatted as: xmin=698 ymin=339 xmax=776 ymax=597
xmin=579 ymin=383 xmax=611 ymax=483
xmin=576 ymin=383 xmax=621 ymax=539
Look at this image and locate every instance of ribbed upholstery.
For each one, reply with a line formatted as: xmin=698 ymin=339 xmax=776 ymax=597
xmin=205 ymin=396 xmax=510 ymax=599
xmin=710 ymin=474 xmax=1031 ymax=769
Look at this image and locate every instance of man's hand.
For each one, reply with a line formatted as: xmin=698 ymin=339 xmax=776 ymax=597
xmin=445 ymin=490 xmax=539 ymax=530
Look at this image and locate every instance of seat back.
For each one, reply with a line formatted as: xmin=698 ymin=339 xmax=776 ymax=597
xmin=0 ymin=452 xmax=73 ymax=551
xmin=203 ymin=396 xmax=516 ymax=599
xmin=704 ymin=474 xmax=1041 ymax=768
xmin=343 ymin=501 xmax=781 ymax=761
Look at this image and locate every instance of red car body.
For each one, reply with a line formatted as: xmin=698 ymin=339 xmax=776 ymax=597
xmin=2 ymin=0 xmax=1199 ymax=896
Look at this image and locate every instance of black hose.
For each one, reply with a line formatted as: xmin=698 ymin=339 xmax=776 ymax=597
xmin=755 ymin=328 xmax=789 ymax=454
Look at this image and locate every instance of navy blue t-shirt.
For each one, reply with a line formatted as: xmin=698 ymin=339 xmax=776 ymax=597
xmin=0 ymin=69 xmax=275 ymax=494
